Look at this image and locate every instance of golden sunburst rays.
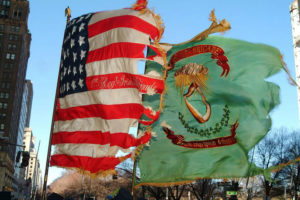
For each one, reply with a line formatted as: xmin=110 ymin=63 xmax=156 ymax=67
xmin=174 ymin=63 xmax=209 ymax=94
xmin=174 ymin=63 xmax=211 ymax=123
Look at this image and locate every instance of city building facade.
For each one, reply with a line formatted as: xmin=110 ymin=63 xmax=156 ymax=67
xmin=22 ymin=128 xmax=42 ymax=199
xmin=290 ymin=0 xmax=300 ymax=119
xmin=0 ymin=0 xmax=31 ymax=193
xmin=12 ymin=79 xmax=32 ymax=199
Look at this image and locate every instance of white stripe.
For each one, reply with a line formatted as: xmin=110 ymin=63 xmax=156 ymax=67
xmin=88 ymin=9 xmax=157 ymax=27
xmin=86 ymin=58 xmax=138 ymax=76
xmin=54 ymin=117 xmax=137 ymax=134
xmin=59 ymin=88 xmax=142 ymax=109
xmin=89 ymin=28 xmax=150 ymax=51
xmin=53 ymin=144 xmax=131 ymax=157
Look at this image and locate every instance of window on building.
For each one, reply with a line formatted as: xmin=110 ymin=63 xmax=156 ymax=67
xmin=1 ymin=82 xmax=9 ymax=90
xmin=0 ymin=103 xmax=2 ymax=109
xmin=0 ymin=24 xmax=4 ymax=31
xmin=0 ymin=9 xmax=9 ymax=18
xmin=6 ymin=53 xmax=15 ymax=60
xmin=0 ymin=92 xmax=9 ymax=98
xmin=3 ymin=73 xmax=12 ymax=79
xmin=0 ymin=124 xmax=4 ymax=130
xmin=9 ymin=34 xmax=18 ymax=41
xmin=0 ymin=113 xmax=6 ymax=120
xmin=13 ymin=9 xmax=21 ymax=19
xmin=4 ymin=63 xmax=13 ymax=69
xmin=10 ymin=25 xmax=19 ymax=32
xmin=0 ymin=33 xmax=3 ymax=39
xmin=3 ymin=103 xmax=7 ymax=109
xmin=2 ymin=0 xmax=10 ymax=6
xmin=8 ymin=44 xmax=16 ymax=50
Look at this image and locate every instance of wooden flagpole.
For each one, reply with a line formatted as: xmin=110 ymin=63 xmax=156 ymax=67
xmin=246 ymin=146 xmax=255 ymax=189
xmin=41 ymin=7 xmax=71 ymax=200
xmin=131 ymin=159 xmax=137 ymax=199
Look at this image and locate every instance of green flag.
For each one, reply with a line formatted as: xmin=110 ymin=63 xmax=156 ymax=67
xmin=137 ymin=36 xmax=283 ymax=186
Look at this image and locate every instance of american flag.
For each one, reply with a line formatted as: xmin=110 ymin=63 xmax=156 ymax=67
xmin=50 ymin=8 xmax=165 ymax=174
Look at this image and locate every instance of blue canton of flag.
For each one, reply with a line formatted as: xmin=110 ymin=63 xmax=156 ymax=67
xmin=59 ymin=13 xmax=92 ymax=98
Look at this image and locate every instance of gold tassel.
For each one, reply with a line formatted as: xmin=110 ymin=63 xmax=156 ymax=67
xmin=281 ymin=54 xmax=300 ymax=89
xmin=169 ymin=10 xmax=231 ymax=46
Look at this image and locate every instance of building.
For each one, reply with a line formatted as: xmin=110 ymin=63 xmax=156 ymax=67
xmin=12 ymin=79 xmax=33 ymax=199
xmin=290 ymin=0 xmax=300 ymax=119
xmin=0 ymin=0 xmax=31 ymax=193
xmin=22 ymin=127 xmax=42 ymax=199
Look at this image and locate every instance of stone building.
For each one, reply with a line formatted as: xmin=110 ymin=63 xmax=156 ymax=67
xmin=0 ymin=0 xmax=31 ymax=193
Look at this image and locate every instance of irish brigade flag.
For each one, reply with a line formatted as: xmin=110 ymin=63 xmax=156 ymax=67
xmin=50 ymin=2 xmax=166 ymax=176
xmin=137 ymin=36 xmax=284 ymax=186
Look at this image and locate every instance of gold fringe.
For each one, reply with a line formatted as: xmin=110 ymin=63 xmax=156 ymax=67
xmin=270 ymin=156 xmax=300 ymax=173
xmin=130 ymin=3 xmax=169 ymax=168
xmin=135 ymin=157 xmax=300 ymax=188
xmin=53 ymin=166 xmax=117 ymax=179
xmin=281 ymin=54 xmax=300 ymax=88
xmin=135 ymin=175 xmax=244 ymax=188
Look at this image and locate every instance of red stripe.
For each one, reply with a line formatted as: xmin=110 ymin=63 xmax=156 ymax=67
xmin=50 ymin=154 xmax=131 ymax=173
xmin=55 ymin=103 xmax=144 ymax=121
xmin=88 ymin=15 xmax=159 ymax=40
xmin=52 ymin=131 xmax=151 ymax=149
xmin=86 ymin=42 xmax=145 ymax=63
xmin=86 ymin=72 xmax=164 ymax=94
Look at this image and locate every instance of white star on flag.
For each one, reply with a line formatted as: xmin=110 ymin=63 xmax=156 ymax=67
xmin=64 ymin=33 xmax=71 ymax=43
xmin=71 ymin=80 xmax=76 ymax=90
xmin=70 ymin=19 xmax=76 ymax=25
xmin=63 ymin=51 xmax=67 ymax=60
xmin=78 ymin=36 xmax=85 ymax=46
xmin=66 ymin=82 xmax=70 ymax=91
xmin=77 ymin=16 xmax=84 ymax=23
xmin=73 ymin=52 xmax=77 ymax=63
xmin=73 ymin=67 xmax=77 ymax=76
xmin=63 ymin=67 xmax=67 ymax=76
xmin=68 ymin=66 xmax=71 ymax=75
xmin=80 ymin=50 xmax=86 ymax=60
xmin=79 ymin=64 xmax=83 ymax=74
xmin=78 ymin=79 xmax=84 ymax=88
xmin=72 ymin=26 xmax=77 ymax=35
xmin=79 ymin=23 xmax=85 ymax=32
xmin=85 ymin=13 xmax=91 ymax=19
xmin=70 ymin=39 xmax=75 ymax=48
xmin=67 ymin=49 xmax=70 ymax=57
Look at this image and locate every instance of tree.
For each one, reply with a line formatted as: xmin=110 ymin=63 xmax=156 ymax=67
xmin=254 ymin=128 xmax=289 ymax=200
xmin=189 ymin=179 xmax=217 ymax=200
xmin=280 ymin=130 xmax=300 ymax=200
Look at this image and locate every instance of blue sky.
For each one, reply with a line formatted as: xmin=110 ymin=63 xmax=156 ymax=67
xmin=26 ymin=0 xmax=299 ymax=184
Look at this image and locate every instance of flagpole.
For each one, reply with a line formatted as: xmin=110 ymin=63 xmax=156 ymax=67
xmin=246 ymin=146 xmax=255 ymax=188
xmin=131 ymin=159 xmax=137 ymax=199
xmin=41 ymin=7 xmax=71 ymax=200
